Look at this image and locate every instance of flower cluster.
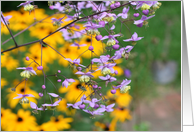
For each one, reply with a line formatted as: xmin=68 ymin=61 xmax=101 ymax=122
xmin=1 ymin=0 xmax=161 ymax=128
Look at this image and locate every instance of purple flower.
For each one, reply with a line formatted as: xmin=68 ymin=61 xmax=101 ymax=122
xmin=16 ymin=67 xmax=36 ymax=78
xmin=134 ymin=15 xmax=155 ymax=27
xmin=30 ymin=102 xmax=44 ymax=111
xmin=17 ymin=1 xmax=34 ymax=11
xmin=14 ymin=93 xmax=34 ymax=104
xmin=117 ymin=6 xmax=130 ymax=19
xmin=113 ymin=79 xmax=131 ymax=93
xmin=135 ymin=1 xmax=153 ymax=10
xmin=1 ymin=12 xmax=12 ymax=25
xmin=13 ymin=93 xmax=35 ymax=99
xmin=70 ymin=42 xmax=86 ymax=49
xmin=65 ymin=58 xmax=86 ymax=67
xmin=67 ymin=94 xmax=87 ymax=109
xmin=75 ymin=71 xmax=94 ymax=83
xmin=92 ymin=55 xmax=110 ymax=64
xmin=124 ymin=69 xmax=131 ymax=78
xmin=100 ymin=103 xmax=115 ymax=112
xmin=84 ymin=22 xmax=102 ymax=35
xmin=101 ymin=34 xmax=121 ymax=46
xmin=84 ymin=98 xmax=101 ymax=108
xmin=42 ymin=99 xmax=61 ymax=107
xmin=83 ymin=108 xmax=105 ymax=115
xmin=49 ymin=2 xmax=64 ymax=12
xmin=48 ymin=93 xmax=59 ymax=97
xmin=51 ymin=17 xmax=64 ymax=26
xmin=113 ymin=46 xmax=134 ymax=60
xmin=99 ymin=75 xmax=116 ymax=86
xmin=64 ymin=12 xmax=81 ymax=21
xmin=98 ymin=12 xmax=117 ymax=22
xmin=123 ymin=32 xmax=144 ymax=42
xmin=96 ymin=63 xmax=116 ymax=75
xmin=62 ymin=78 xmax=75 ymax=88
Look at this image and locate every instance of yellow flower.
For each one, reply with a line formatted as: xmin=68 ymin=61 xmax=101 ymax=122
xmin=58 ymin=45 xmax=80 ymax=67
xmin=56 ymin=97 xmax=76 ymax=116
xmin=32 ymin=122 xmax=58 ymax=131
xmin=111 ymin=107 xmax=132 ymax=122
xmin=1 ymin=53 xmax=19 ymax=71
xmin=59 ymin=79 xmax=92 ymax=103
xmin=46 ymin=115 xmax=73 ymax=130
xmin=94 ymin=118 xmax=118 ymax=131
xmin=112 ymin=66 xmax=124 ymax=76
xmin=1 ymin=78 xmax=8 ymax=89
xmin=6 ymin=80 xmax=39 ymax=109
xmin=77 ymin=36 xmax=105 ymax=59
xmin=106 ymin=89 xmax=132 ymax=108
xmin=4 ymin=109 xmax=38 ymax=131
xmin=1 ymin=108 xmax=16 ymax=130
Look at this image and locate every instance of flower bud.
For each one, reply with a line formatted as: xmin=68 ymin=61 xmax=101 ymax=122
xmin=58 ymin=70 xmax=61 ymax=73
xmin=94 ymin=104 xmax=99 ymax=109
xmin=26 ymin=56 xmax=30 ymax=61
xmin=37 ymin=66 xmax=43 ymax=70
xmin=114 ymin=2 xmax=121 ymax=7
xmin=42 ymin=85 xmax=46 ymax=89
xmin=88 ymin=46 xmax=94 ymax=51
xmin=110 ymin=4 xmax=115 ymax=9
xmin=79 ymin=104 xmax=85 ymax=109
xmin=95 ymin=35 xmax=102 ymax=41
xmin=98 ymin=86 xmax=101 ymax=89
xmin=11 ymin=88 xmax=16 ymax=92
xmin=133 ymin=13 xmax=139 ymax=17
xmin=111 ymin=89 xmax=116 ymax=94
xmin=93 ymin=85 xmax=98 ymax=89
xmin=114 ymin=70 xmax=118 ymax=75
xmin=112 ymin=44 xmax=120 ymax=50
xmin=142 ymin=9 xmax=149 ymax=15
xmin=57 ymin=79 xmax=61 ymax=82
xmin=39 ymin=93 xmax=43 ymax=97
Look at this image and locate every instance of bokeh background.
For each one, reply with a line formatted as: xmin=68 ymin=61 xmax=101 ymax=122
xmin=1 ymin=1 xmax=181 ymax=131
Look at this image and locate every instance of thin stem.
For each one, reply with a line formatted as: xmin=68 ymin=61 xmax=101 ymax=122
xmin=1 ymin=14 xmax=18 ymax=47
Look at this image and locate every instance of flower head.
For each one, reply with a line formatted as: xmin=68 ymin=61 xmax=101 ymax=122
xmin=51 ymin=17 xmax=64 ymax=27
xmin=17 ymin=67 xmax=36 ymax=78
xmin=1 ymin=12 xmax=12 ymax=25
xmin=123 ymin=32 xmax=144 ymax=45
xmin=13 ymin=93 xmax=35 ymax=104
xmin=62 ymin=78 xmax=75 ymax=88
xmin=117 ymin=6 xmax=130 ymax=19
xmin=17 ymin=1 xmax=35 ymax=12
xmin=75 ymin=71 xmax=94 ymax=83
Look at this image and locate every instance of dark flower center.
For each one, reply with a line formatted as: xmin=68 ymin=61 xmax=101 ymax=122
xmin=76 ymin=84 xmax=82 ymax=89
xmin=65 ymin=48 xmax=70 ymax=53
xmin=34 ymin=56 xmax=38 ymax=59
xmin=40 ymin=129 xmax=44 ymax=131
xmin=20 ymin=88 xmax=25 ymax=93
xmin=17 ymin=117 xmax=23 ymax=122
xmin=120 ymin=107 xmax=125 ymax=111
xmin=55 ymin=118 xmax=59 ymax=122
xmin=86 ymin=38 xmax=91 ymax=42
xmin=104 ymin=126 xmax=110 ymax=131
xmin=1 ymin=113 xmax=3 ymax=117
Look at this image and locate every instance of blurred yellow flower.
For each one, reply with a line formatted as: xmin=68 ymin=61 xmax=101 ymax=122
xmin=1 ymin=78 xmax=8 ymax=88
xmin=1 ymin=108 xmax=16 ymax=130
xmin=106 ymin=89 xmax=132 ymax=108
xmin=77 ymin=36 xmax=105 ymax=59
xmin=56 ymin=97 xmax=76 ymax=116
xmin=4 ymin=109 xmax=37 ymax=131
xmin=32 ymin=122 xmax=58 ymax=131
xmin=7 ymin=80 xmax=39 ymax=109
xmin=94 ymin=118 xmax=118 ymax=131
xmin=1 ymin=53 xmax=19 ymax=71
xmin=111 ymin=107 xmax=132 ymax=122
xmin=46 ymin=115 xmax=73 ymax=130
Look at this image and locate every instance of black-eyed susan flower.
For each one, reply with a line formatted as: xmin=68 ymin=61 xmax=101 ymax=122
xmin=4 ymin=109 xmax=37 ymax=131
xmin=111 ymin=107 xmax=132 ymax=122
xmin=46 ymin=115 xmax=73 ymax=130
xmin=1 ymin=108 xmax=16 ymax=130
